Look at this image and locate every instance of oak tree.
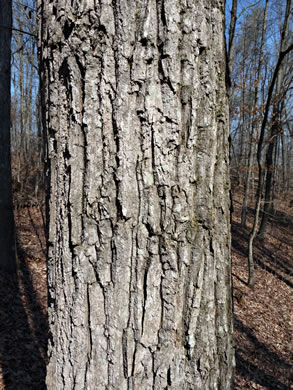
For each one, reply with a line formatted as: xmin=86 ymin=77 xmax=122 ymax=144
xmin=38 ymin=1 xmax=234 ymax=388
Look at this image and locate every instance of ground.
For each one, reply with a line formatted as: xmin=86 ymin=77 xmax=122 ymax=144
xmin=0 ymin=194 xmax=292 ymax=389
xmin=232 ymin=192 xmax=293 ymax=389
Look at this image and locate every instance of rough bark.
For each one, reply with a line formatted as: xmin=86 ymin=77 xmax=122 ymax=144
xmin=227 ymin=0 xmax=237 ymax=86
xmin=39 ymin=1 xmax=234 ymax=389
xmin=0 ymin=0 xmax=17 ymax=273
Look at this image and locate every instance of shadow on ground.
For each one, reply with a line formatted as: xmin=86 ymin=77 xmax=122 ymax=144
xmin=235 ymin=318 xmax=293 ymax=390
xmin=0 ymin=241 xmax=47 ymax=389
xmin=232 ymin=220 xmax=293 ymax=288
xmin=232 ymin=198 xmax=293 ymax=389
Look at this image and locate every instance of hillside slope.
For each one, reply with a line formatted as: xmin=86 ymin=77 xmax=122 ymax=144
xmin=0 ymin=198 xmax=292 ymax=389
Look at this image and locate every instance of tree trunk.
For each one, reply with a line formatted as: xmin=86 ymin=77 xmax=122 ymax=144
xmin=0 ymin=0 xmax=17 ymax=274
xmin=257 ymin=107 xmax=279 ymax=239
xmin=258 ymin=0 xmax=291 ymax=240
xmin=227 ymin=0 xmax=238 ymax=91
xmin=241 ymin=0 xmax=269 ymax=228
xmin=247 ymin=0 xmax=293 ymax=288
xmin=39 ymin=1 xmax=234 ymax=388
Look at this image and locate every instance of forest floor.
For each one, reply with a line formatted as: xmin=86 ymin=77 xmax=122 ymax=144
xmin=232 ymin=192 xmax=293 ymax=389
xmin=0 ymin=193 xmax=292 ymax=389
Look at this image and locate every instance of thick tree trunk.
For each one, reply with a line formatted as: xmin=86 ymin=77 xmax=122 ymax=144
xmin=0 ymin=0 xmax=17 ymax=273
xmin=39 ymin=1 xmax=234 ymax=388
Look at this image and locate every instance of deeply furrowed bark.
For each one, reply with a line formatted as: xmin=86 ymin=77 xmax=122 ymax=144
xmin=38 ymin=1 xmax=234 ymax=388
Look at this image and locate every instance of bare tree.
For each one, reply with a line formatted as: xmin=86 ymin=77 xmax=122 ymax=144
xmin=248 ymin=0 xmax=293 ymax=288
xmin=0 ymin=0 xmax=17 ymax=273
xmin=39 ymin=1 xmax=234 ymax=388
xmin=10 ymin=0 xmax=43 ymax=207
xmin=258 ymin=0 xmax=292 ymax=238
xmin=241 ymin=0 xmax=269 ymax=227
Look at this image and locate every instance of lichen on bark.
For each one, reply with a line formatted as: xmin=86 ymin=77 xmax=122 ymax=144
xmin=38 ymin=0 xmax=234 ymax=388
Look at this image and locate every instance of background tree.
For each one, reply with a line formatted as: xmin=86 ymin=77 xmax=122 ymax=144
xmin=258 ymin=0 xmax=292 ymax=238
xmin=10 ymin=0 xmax=43 ymax=208
xmin=247 ymin=0 xmax=292 ymax=288
xmin=0 ymin=0 xmax=17 ymax=273
xmin=38 ymin=0 xmax=234 ymax=388
xmin=240 ymin=1 xmax=269 ymax=228
xmin=227 ymin=0 xmax=293 ymax=287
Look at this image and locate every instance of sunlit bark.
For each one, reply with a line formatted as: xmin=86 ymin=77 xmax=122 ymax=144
xmin=39 ymin=1 xmax=234 ymax=388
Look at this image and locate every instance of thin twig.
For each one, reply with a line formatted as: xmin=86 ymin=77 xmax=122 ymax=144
xmin=0 ymin=24 xmax=36 ymax=38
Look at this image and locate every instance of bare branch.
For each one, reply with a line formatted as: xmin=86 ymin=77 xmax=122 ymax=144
xmin=0 ymin=24 xmax=37 ymax=38
xmin=238 ymin=1 xmax=262 ymax=19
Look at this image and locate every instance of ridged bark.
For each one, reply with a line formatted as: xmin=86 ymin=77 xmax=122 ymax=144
xmin=38 ymin=0 xmax=234 ymax=388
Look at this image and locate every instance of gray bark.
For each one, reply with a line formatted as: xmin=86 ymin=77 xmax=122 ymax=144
xmin=227 ymin=0 xmax=237 ymax=86
xmin=0 ymin=0 xmax=17 ymax=273
xmin=39 ymin=0 xmax=234 ymax=388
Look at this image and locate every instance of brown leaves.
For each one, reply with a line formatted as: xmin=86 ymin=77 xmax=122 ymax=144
xmin=0 ymin=196 xmax=292 ymax=388
xmin=0 ymin=206 xmax=47 ymax=390
xmin=232 ymin=192 xmax=293 ymax=389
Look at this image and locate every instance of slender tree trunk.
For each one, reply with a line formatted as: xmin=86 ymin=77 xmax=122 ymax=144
xmin=26 ymin=53 xmax=34 ymax=154
xmin=241 ymin=135 xmax=254 ymax=226
xmin=0 ymin=0 xmax=17 ymax=274
xmin=280 ymin=130 xmax=287 ymax=194
xmin=17 ymin=19 xmax=27 ymax=157
xmin=258 ymin=108 xmax=279 ymax=238
xmin=247 ymin=0 xmax=293 ymax=288
xmin=241 ymin=0 xmax=269 ymax=228
xmin=286 ymin=119 xmax=293 ymax=192
xmin=39 ymin=1 xmax=234 ymax=388
xmin=258 ymin=0 xmax=291 ymax=239
xmin=227 ymin=0 xmax=238 ymax=90
xmin=227 ymin=0 xmax=238 ymax=219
